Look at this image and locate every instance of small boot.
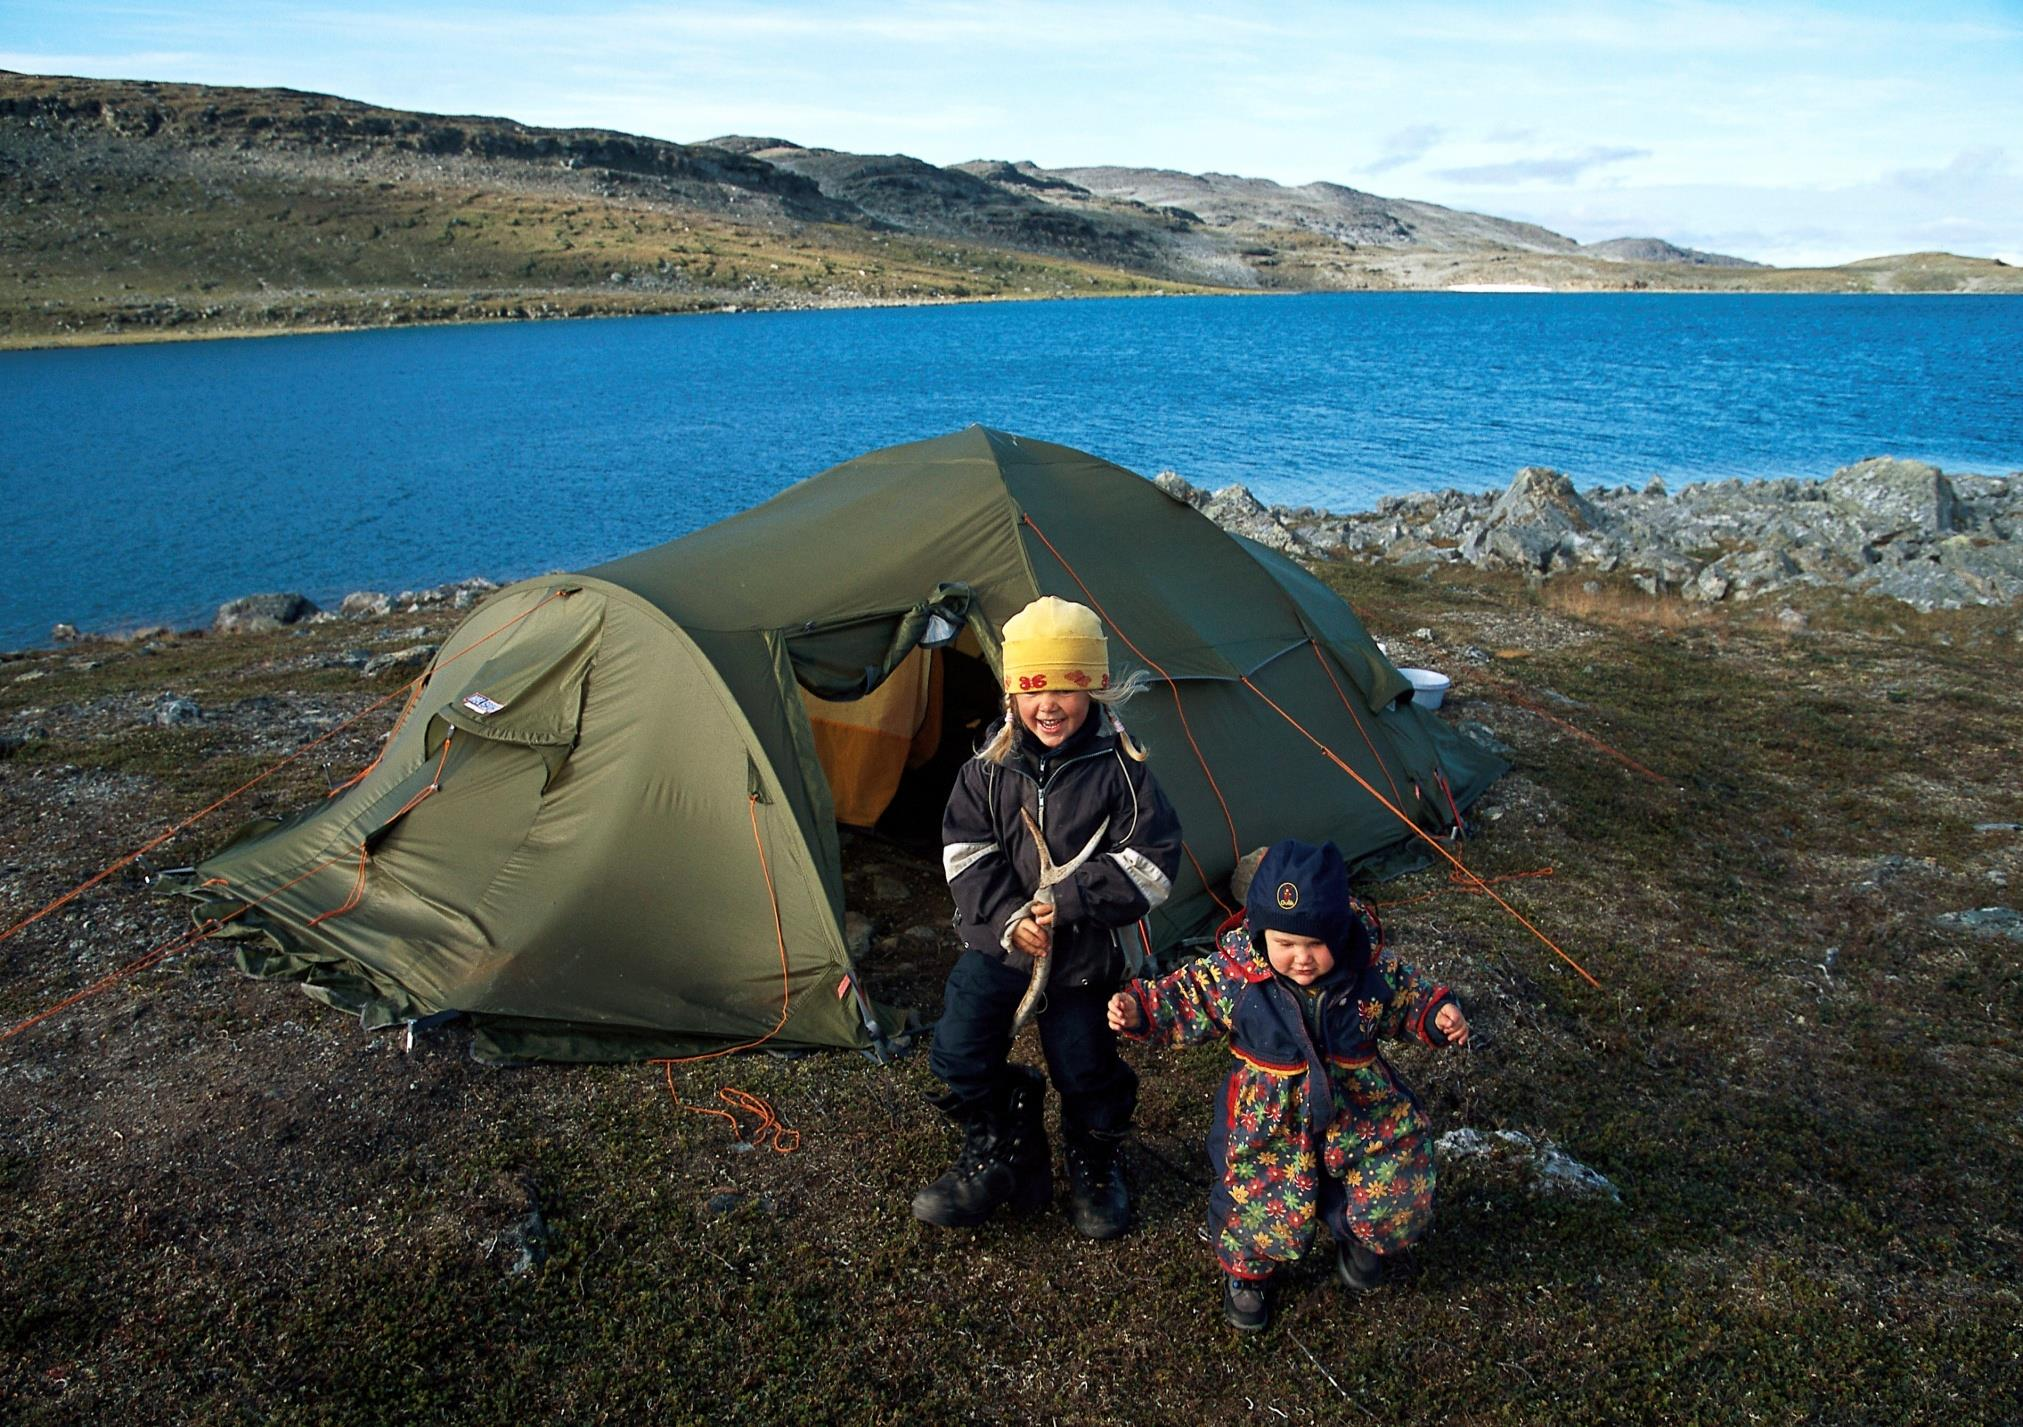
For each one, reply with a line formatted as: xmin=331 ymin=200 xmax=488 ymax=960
xmin=1337 ymin=1237 xmax=1386 ymax=1291
xmin=995 ymin=1066 xmax=1053 ymax=1214
xmin=912 ymin=1092 xmax=1019 ymax=1228
xmin=1222 ymin=1272 xmax=1272 ymax=1334
xmin=1062 ymin=1128 xmax=1130 ymax=1240
xmin=911 ymin=1070 xmax=1050 ymax=1227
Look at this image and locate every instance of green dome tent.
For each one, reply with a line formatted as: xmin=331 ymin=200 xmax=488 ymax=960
xmin=177 ymin=428 xmax=1503 ymax=1062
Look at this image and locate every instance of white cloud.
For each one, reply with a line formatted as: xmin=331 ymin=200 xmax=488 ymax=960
xmin=1483 ymin=153 xmax=2023 ymax=266
xmin=1366 ymin=123 xmax=1445 ymax=174
xmin=1887 ymin=147 xmax=2011 ymax=193
xmin=1435 ymin=146 xmax=1651 ymax=186
xmin=0 ymin=50 xmax=205 ymax=74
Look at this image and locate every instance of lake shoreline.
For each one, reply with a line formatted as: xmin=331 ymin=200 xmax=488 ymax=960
xmin=15 ymin=455 xmax=2019 ymax=660
xmin=0 ymin=286 xmax=1196 ymax=354
xmin=11 ymin=277 xmax=2017 ymax=355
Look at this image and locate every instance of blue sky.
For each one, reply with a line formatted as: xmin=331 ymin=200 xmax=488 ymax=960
xmin=6 ymin=1 xmax=2021 ymax=266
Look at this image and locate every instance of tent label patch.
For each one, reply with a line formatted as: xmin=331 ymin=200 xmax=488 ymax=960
xmin=462 ymin=693 xmax=506 ymax=716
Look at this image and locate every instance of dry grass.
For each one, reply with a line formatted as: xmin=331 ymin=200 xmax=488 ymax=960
xmin=1536 ymin=578 xmax=1710 ymax=632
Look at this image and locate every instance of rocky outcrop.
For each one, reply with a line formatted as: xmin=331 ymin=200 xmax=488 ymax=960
xmin=1824 ymin=456 xmax=1960 ymax=539
xmin=338 ymin=591 xmax=392 ymax=619
xmin=213 ymin=592 xmax=318 ymax=634
xmin=1580 ymin=237 xmax=1762 ymax=268
xmin=1162 ymin=457 xmax=2023 ymax=612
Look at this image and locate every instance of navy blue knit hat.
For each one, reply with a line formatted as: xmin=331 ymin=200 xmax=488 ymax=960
xmin=1245 ymin=839 xmax=1355 ymax=962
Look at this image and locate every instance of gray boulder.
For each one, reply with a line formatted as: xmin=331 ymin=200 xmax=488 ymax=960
xmin=1825 ymin=457 xmax=1959 ymax=538
xmin=1153 ymin=471 xmax=1207 ymax=508
xmin=1391 ymin=537 xmax=1462 ymax=566
xmin=1480 ymin=524 xmax=1562 ymax=571
xmin=1950 ymin=474 xmax=2019 ymax=535
xmin=359 ymin=644 xmax=437 ymax=677
xmin=1789 ymin=540 xmax=1872 ymax=580
xmin=151 ymin=694 xmax=201 ymax=727
xmin=1934 ymin=906 xmax=2023 ymax=942
xmin=214 ymin=592 xmax=318 ymax=635
xmin=339 ymin=591 xmax=392 ymax=618
xmin=1631 ymin=554 xmax=1704 ymax=597
xmin=1852 ymin=562 xmax=1989 ymax=612
xmin=1200 ymin=484 xmax=1309 ymax=554
xmin=1934 ymin=535 xmax=2023 ymax=604
xmin=1850 ymin=534 xmax=2023 ymax=610
xmin=1561 ymin=531 xmax=1623 ymax=571
xmin=1458 ymin=467 xmax=1607 ymax=572
xmin=1486 ymin=466 xmax=1601 ymax=534
xmin=1686 ymin=547 xmax=1802 ymax=603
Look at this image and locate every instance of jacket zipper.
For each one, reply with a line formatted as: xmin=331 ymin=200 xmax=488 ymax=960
xmin=1013 ymin=741 xmax=1111 ymax=844
xmin=1274 ymin=978 xmax=1335 ymax=1135
xmin=1011 ymin=739 xmax=1115 ymax=985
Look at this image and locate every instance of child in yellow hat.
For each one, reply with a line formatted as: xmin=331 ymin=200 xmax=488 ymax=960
xmin=913 ymin=597 xmax=1182 ymax=1239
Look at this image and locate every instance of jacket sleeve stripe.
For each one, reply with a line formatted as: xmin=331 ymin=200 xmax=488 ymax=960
xmin=942 ymin=840 xmax=997 ymax=883
xmin=1107 ymin=847 xmax=1172 ymax=909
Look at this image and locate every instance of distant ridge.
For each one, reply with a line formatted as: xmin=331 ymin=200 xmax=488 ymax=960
xmin=3 ymin=70 xmax=2015 ymax=349
xmin=1018 ymin=164 xmax=1585 ymax=255
xmin=1580 ymin=237 xmax=1763 ymax=268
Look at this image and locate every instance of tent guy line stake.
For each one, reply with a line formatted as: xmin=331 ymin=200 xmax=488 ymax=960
xmin=1240 ymin=675 xmax=1601 ymax=989
xmin=0 ymin=680 xmax=413 ymax=950
xmin=3 ymin=850 xmax=351 ymax=1044
xmin=0 ymin=588 xmax=573 ymax=955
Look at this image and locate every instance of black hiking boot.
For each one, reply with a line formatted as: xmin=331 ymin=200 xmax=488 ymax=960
xmin=996 ymin=1066 xmax=1053 ymax=1214
xmin=911 ymin=1115 xmax=1017 ymax=1228
xmin=1063 ymin=1129 xmax=1129 ymax=1240
xmin=911 ymin=1069 xmax=1049 ymax=1227
xmin=1337 ymin=1237 xmax=1386 ymax=1291
xmin=1222 ymin=1273 xmax=1272 ymax=1334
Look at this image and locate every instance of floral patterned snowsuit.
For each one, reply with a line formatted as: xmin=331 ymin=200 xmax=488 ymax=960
xmin=1119 ymin=920 xmax=1456 ymax=1280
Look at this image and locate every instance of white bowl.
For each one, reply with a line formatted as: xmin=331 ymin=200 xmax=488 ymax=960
xmin=1399 ymin=667 xmax=1451 ymax=710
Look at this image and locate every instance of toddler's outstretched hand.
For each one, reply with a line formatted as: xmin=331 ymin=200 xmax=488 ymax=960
xmin=1106 ymin=992 xmax=1141 ymax=1032
xmin=1435 ymin=1001 xmax=1470 ymax=1048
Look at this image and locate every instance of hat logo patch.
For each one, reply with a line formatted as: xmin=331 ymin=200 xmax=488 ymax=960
xmin=1276 ymin=881 xmax=1299 ymax=910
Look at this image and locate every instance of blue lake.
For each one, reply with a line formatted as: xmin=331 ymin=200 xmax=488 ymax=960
xmin=2 ymin=291 xmax=2020 ymax=650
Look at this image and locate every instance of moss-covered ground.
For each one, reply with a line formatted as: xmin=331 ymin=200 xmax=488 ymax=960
xmin=0 ymin=565 xmax=2018 ymax=1424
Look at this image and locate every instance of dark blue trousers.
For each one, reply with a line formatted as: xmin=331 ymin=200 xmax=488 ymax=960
xmin=928 ymin=950 xmax=1138 ymax=1137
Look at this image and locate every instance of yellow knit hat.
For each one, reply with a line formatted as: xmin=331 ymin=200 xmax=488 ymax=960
xmin=1000 ymin=596 xmax=1110 ymax=694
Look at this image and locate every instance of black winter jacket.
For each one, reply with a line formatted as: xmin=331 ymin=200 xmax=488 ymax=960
xmin=941 ymin=715 xmax=1183 ymax=990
